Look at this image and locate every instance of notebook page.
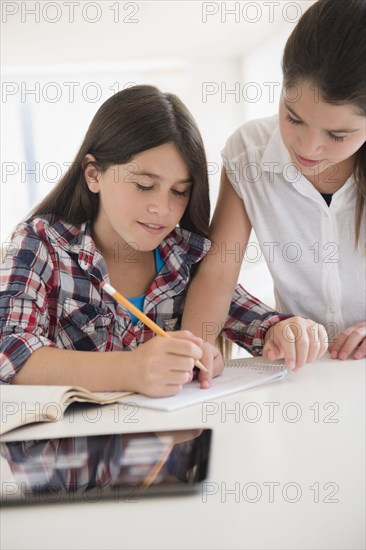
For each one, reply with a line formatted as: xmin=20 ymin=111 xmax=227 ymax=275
xmin=118 ymin=359 xmax=287 ymax=411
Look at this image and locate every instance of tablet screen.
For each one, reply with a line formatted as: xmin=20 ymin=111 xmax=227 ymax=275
xmin=0 ymin=428 xmax=212 ymax=505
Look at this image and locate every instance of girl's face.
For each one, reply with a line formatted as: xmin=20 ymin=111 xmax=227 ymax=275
xmin=85 ymin=142 xmax=192 ymax=254
xmin=279 ymin=80 xmax=366 ymax=181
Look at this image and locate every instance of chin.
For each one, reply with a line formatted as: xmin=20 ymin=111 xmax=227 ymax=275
xmin=291 ymin=159 xmax=328 ymax=178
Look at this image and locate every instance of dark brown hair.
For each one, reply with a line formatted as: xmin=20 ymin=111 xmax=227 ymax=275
xmin=282 ymin=0 xmax=366 ymax=247
xmin=32 ymin=85 xmax=210 ymax=238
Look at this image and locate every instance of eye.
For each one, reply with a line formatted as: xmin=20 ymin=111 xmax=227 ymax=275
xmin=171 ymin=188 xmax=190 ymax=197
xmin=328 ymin=133 xmax=345 ymax=143
xmin=134 ymin=182 xmax=153 ymax=191
xmin=286 ymin=114 xmax=302 ymax=125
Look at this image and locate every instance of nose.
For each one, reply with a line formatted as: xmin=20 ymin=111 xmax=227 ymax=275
xmin=297 ymin=127 xmax=324 ymax=157
xmin=147 ymin=192 xmax=171 ymax=216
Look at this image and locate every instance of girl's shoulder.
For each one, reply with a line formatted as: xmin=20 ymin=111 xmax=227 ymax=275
xmin=2 ymin=216 xmax=88 ymax=277
xmin=222 ymin=115 xmax=278 ymax=161
xmin=8 ymin=215 xmax=86 ymax=254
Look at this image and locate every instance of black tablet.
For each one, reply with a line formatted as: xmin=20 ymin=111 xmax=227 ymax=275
xmin=0 ymin=428 xmax=212 ymax=505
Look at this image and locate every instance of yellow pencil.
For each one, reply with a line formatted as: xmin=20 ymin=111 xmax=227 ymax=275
xmin=140 ymin=442 xmax=174 ymax=491
xmin=101 ymin=281 xmax=208 ymax=373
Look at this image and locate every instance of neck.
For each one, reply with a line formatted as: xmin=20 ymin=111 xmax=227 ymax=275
xmin=92 ymin=230 xmax=152 ymax=267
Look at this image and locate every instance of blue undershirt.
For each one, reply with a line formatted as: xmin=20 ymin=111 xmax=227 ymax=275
xmin=128 ymin=248 xmax=164 ymax=325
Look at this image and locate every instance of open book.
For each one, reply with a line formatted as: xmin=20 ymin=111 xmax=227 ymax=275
xmin=0 ymin=385 xmax=132 ymax=437
xmin=0 ymin=358 xmax=287 ymax=435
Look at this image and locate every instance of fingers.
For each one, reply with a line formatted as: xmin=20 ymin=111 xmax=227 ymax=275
xmin=198 ymin=371 xmax=211 ymax=389
xmin=329 ymin=323 xmax=366 ymax=360
xmin=146 ymin=358 xmax=194 ymax=397
xmin=291 ymin=319 xmax=327 ymax=369
xmin=168 ymin=330 xmax=204 ymax=347
xmin=167 ymin=369 xmax=193 ymax=386
xmin=329 ymin=329 xmax=351 ymax=358
xmin=165 ymin=337 xmax=203 ymax=363
xmin=266 ymin=317 xmax=328 ymax=371
xmin=196 ymin=342 xmax=224 ymax=389
xmin=353 ymin=338 xmax=366 ymax=360
xmin=161 ymin=341 xmax=211 ymax=394
xmin=263 ymin=341 xmax=281 ymax=363
xmin=135 ymin=335 xmax=204 ymax=397
xmin=306 ymin=323 xmax=328 ymax=363
xmin=288 ymin=322 xmax=309 ymax=370
xmin=197 ymin=342 xmax=215 ymax=389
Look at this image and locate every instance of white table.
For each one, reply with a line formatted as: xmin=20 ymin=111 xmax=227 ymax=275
xmin=1 ymin=355 xmax=365 ymax=550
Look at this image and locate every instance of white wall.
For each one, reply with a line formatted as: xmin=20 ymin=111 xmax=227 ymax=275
xmin=1 ymin=1 xmax=315 ymax=309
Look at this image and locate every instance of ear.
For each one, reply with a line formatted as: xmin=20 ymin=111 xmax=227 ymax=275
xmin=83 ymin=154 xmax=101 ymax=194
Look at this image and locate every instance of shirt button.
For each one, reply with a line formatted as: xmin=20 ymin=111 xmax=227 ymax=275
xmin=330 ymin=307 xmax=336 ymax=314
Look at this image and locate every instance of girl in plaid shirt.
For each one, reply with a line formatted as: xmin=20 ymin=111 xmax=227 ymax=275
xmin=0 ymin=86 xmax=327 ymax=395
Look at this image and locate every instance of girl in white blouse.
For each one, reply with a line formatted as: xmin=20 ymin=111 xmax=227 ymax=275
xmin=182 ymin=0 xmax=366 ymax=365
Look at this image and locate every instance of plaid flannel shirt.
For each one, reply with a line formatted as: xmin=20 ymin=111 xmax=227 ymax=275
xmin=0 ymin=216 xmax=287 ymax=383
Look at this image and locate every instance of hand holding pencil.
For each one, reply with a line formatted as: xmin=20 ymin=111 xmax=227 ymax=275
xmin=101 ymin=282 xmax=208 ymax=397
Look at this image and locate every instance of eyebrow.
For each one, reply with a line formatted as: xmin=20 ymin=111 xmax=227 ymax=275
xmin=133 ymin=171 xmax=193 ymax=185
xmin=284 ymin=103 xmax=361 ymax=134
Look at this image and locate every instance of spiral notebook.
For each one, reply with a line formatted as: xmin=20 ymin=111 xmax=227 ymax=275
xmin=118 ymin=357 xmax=288 ymax=411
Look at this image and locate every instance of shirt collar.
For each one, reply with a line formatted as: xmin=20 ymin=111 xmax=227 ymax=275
xmin=260 ymin=120 xmax=312 ymax=184
xmin=41 ymin=216 xmax=211 ymax=281
xmin=260 ymin=122 xmax=293 ymax=175
xmin=40 ymin=216 xmax=108 ymax=280
xmin=78 ymin=223 xmax=110 ymax=281
xmin=143 ymin=227 xmax=211 ymax=314
xmin=159 ymin=227 xmax=211 ymax=273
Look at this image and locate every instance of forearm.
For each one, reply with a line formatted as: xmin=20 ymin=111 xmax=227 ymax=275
xmin=11 ymin=347 xmax=135 ymax=392
xmin=182 ymin=167 xmax=251 ymax=344
xmin=182 ymin=268 xmax=235 ymax=343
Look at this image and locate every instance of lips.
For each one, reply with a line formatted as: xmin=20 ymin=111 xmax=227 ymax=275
xmin=294 ymin=153 xmax=323 ymax=168
xmin=138 ymin=222 xmax=166 ymax=235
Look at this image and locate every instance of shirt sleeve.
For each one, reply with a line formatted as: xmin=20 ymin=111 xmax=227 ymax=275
xmin=221 ymin=283 xmax=292 ymax=355
xmin=0 ymin=225 xmax=57 ymax=383
xmin=220 ymin=129 xmax=244 ymax=198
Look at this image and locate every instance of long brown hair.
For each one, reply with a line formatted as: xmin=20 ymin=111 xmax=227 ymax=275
xmin=32 ymin=85 xmax=210 ymax=239
xmin=282 ymin=0 xmax=366 ymax=247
